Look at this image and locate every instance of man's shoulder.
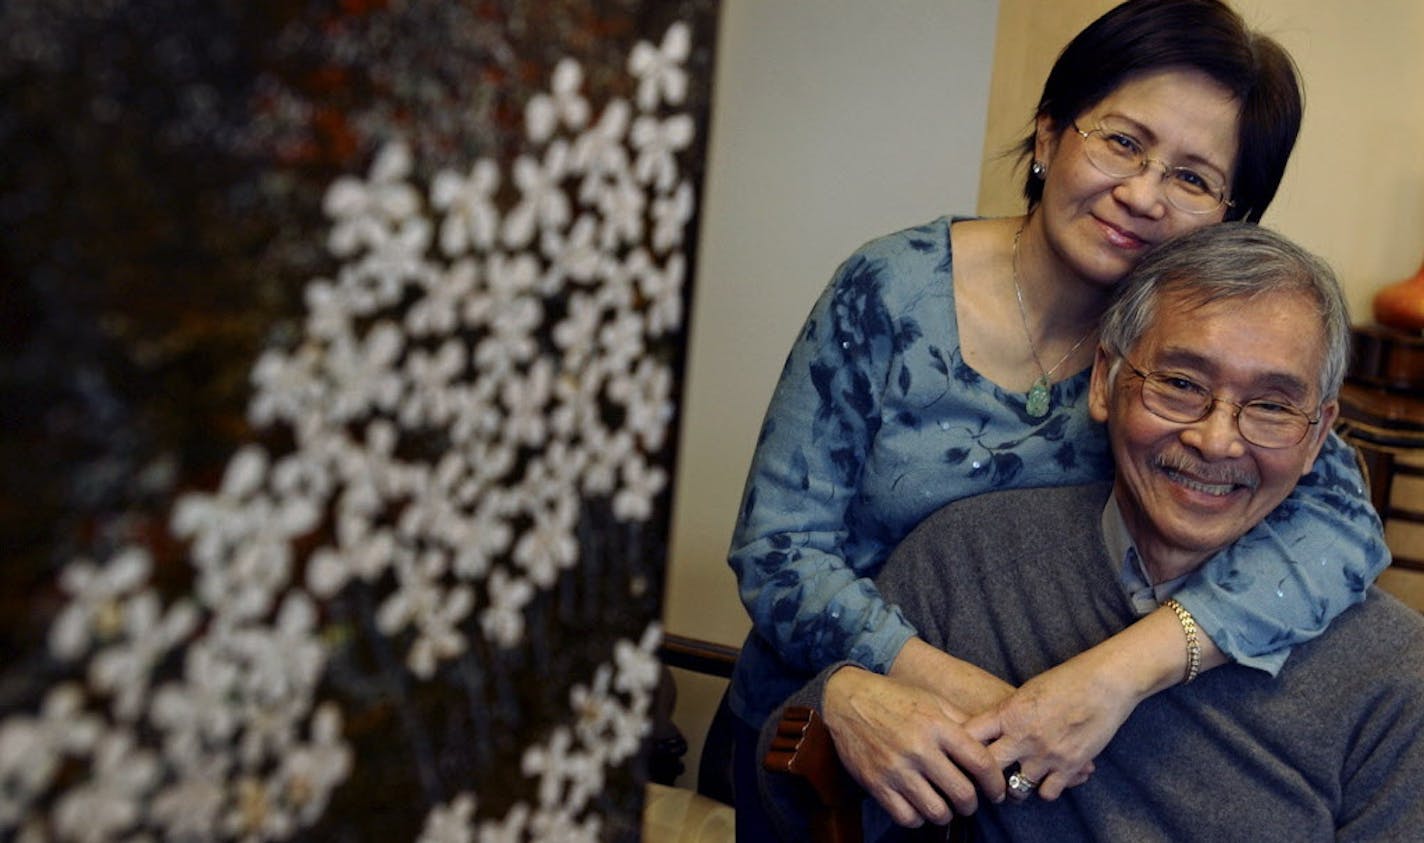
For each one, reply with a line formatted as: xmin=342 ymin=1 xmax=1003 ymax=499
xmin=1288 ymin=586 xmax=1424 ymax=683
xmin=890 ymin=482 xmax=1115 ymax=575
xmin=913 ymin=482 xmax=1113 ymax=533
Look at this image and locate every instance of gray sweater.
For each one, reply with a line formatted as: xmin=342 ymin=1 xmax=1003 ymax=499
xmin=761 ymin=483 xmax=1424 ymax=842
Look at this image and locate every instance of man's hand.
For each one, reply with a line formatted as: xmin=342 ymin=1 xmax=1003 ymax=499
xmin=821 ymin=666 xmax=1007 ymax=828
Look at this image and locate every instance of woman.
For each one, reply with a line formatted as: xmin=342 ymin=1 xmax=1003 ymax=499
xmin=725 ymin=0 xmax=1389 ymax=835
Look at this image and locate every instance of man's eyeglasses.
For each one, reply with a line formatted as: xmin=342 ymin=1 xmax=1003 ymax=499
xmin=1118 ymin=358 xmax=1321 ymax=449
xmin=1072 ymin=123 xmax=1233 ymax=215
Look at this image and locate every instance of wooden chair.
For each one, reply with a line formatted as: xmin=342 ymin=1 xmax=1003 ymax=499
xmin=763 ymin=706 xmax=973 ymax=842
xmin=656 ymin=635 xmax=969 ymax=842
xmin=652 ymin=632 xmax=740 ymax=800
xmin=651 ymin=634 xmax=868 ymax=841
xmin=1337 ymin=324 xmax=1424 ymax=571
xmin=763 ymin=705 xmax=863 ymax=842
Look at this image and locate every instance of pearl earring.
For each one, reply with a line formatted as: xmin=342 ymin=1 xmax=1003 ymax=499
xmin=1031 ymin=160 xmax=1046 ymax=178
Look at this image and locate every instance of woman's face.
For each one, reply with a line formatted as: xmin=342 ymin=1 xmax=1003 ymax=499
xmin=1034 ymin=68 xmax=1241 ymax=288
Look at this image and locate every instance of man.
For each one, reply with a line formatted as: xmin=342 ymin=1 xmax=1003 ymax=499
xmin=760 ymin=224 xmax=1424 ymax=841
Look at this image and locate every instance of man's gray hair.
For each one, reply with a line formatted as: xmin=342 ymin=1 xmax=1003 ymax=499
xmin=1099 ymin=223 xmax=1350 ymax=401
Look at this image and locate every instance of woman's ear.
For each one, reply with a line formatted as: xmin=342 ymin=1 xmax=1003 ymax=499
xmin=1033 ymin=114 xmax=1060 ymax=172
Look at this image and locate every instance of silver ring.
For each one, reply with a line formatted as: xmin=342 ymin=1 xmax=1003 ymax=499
xmin=1006 ymin=771 xmax=1040 ymax=800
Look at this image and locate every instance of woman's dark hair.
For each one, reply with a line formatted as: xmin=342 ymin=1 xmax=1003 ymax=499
xmin=1018 ymin=0 xmax=1302 ymax=223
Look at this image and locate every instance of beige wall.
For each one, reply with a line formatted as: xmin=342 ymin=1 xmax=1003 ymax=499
xmin=661 ymin=0 xmax=999 ymax=788
xmin=665 ymin=0 xmax=998 ymax=648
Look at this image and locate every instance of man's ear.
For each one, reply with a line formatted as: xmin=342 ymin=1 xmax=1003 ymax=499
xmin=1088 ymin=344 xmax=1114 ymax=424
xmin=1300 ymin=400 xmax=1340 ymax=477
xmin=1034 ymin=114 xmax=1060 ymax=171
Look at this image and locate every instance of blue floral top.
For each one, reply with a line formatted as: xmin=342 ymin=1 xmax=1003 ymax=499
xmin=726 ymin=216 xmax=1388 ymax=728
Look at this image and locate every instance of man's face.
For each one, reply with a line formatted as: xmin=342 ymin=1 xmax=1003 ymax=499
xmin=1088 ymin=287 xmax=1339 ymax=580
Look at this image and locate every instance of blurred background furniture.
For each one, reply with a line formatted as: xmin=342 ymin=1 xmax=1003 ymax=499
xmin=644 ymin=633 xmax=738 ymax=842
xmin=1336 ymin=324 xmax=1424 ymax=572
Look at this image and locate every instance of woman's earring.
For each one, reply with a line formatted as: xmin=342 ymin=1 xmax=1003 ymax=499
xmin=1031 ymin=160 xmax=1046 ymax=179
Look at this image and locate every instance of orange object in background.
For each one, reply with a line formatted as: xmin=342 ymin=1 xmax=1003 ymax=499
xmin=1374 ymin=257 xmax=1424 ymax=334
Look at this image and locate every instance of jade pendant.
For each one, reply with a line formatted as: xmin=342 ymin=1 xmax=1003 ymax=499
xmin=1025 ymin=377 xmax=1051 ymax=418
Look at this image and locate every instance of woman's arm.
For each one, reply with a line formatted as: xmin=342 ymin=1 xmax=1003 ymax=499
xmin=1175 ymin=430 xmax=1387 ymax=670
xmin=729 ymin=253 xmax=915 ymax=675
xmin=968 ymin=604 xmax=1225 ymax=798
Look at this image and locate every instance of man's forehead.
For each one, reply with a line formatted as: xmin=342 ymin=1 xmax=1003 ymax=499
xmin=1133 ymin=288 xmax=1325 ymax=394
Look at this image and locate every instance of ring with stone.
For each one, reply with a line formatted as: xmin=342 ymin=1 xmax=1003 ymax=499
xmin=1006 ymin=769 xmax=1041 ymax=800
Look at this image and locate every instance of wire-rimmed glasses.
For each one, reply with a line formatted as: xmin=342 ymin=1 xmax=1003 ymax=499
xmin=1072 ymin=122 xmax=1234 ymax=215
xmin=1118 ymin=358 xmax=1321 ymax=449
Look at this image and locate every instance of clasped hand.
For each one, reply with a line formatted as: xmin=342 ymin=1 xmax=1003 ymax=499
xmin=821 ymin=666 xmax=1003 ymax=828
xmin=822 ymin=639 xmax=1124 ymax=827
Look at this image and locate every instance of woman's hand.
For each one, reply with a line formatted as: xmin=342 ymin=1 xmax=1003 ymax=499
xmin=888 ymin=636 xmax=1015 ymax=715
xmin=964 ymin=652 xmax=1124 ymax=799
xmin=821 ymin=665 xmax=1007 ymax=828
xmin=965 ymin=606 xmax=1224 ymax=799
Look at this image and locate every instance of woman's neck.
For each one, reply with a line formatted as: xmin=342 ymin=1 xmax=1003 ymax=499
xmin=1013 ymin=212 xmax=1114 ymax=339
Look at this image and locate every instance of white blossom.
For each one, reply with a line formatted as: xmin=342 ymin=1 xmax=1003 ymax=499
xmin=420 ymin=793 xmax=476 ymax=843
xmin=629 ymin=22 xmax=690 ymax=110
xmin=0 ymin=685 xmax=102 ymax=826
xmin=275 ymin=703 xmax=352 ymax=824
xmin=521 ymin=725 xmax=573 ymax=807
xmin=52 ymin=729 xmax=160 ymax=843
xmin=539 ymin=214 xmax=601 ymax=290
xmin=302 ymin=277 xmax=354 ymax=340
xmin=408 ymin=258 xmax=479 ymax=337
xmin=502 ymin=141 xmax=571 ymax=249
xmin=570 ymin=664 xmax=615 ymax=748
xmin=250 ymin=344 xmax=323 ymax=428
xmin=629 ymin=248 xmax=685 ymax=337
xmin=324 ymin=141 xmax=423 ymax=257
xmin=316 ymin=319 xmax=406 ymax=422
xmin=594 ymin=172 xmax=645 ymax=248
xmin=476 ymin=295 xmax=543 ymax=374
xmin=551 ymin=292 xmax=603 ymax=373
xmin=150 ymin=642 xmax=243 ymax=764
xmin=582 ymin=427 xmax=634 ymax=496
xmin=476 ymin=801 xmax=530 ymax=843
xmin=512 ymin=495 xmax=577 ymax=588
xmin=631 ymin=113 xmax=693 ymax=192
xmin=148 ymin=754 xmax=231 ymax=840
xmin=597 ymin=308 xmax=646 ymax=379
xmin=650 ymin=179 xmax=693 ymax=254
xmin=614 ymin=626 xmax=662 ymax=695
xmin=450 ymin=495 xmax=514 ymax=580
xmin=526 ymin=59 xmax=589 ymax=143
xmin=379 ymin=551 xmax=474 ymax=677
xmin=569 ymin=99 xmax=631 ymax=203
xmin=501 ymin=358 xmax=554 ymax=448
xmin=49 ymin=547 xmax=152 ymax=661
xmin=88 ymin=591 xmax=199 ymax=721
xmin=432 ymin=159 xmax=501 ymax=256
xmin=481 ymin=567 xmax=534 ymax=648
xmin=401 ymin=338 xmax=468 ymax=428
xmin=608 ymin=355 xmax=674 ymax=451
